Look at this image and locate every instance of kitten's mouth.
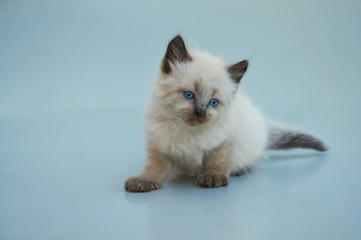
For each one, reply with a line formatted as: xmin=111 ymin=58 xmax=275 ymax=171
xmin=185 ymin=118 xmax=209 ymax=126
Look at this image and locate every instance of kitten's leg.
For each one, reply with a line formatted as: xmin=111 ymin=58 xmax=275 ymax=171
xmin=198 ymin=142 xmax=233 ymax=188
xmin=125 ymin=149 xmax=172 ymax=192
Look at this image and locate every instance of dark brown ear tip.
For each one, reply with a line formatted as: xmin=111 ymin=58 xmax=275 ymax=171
xmin=173 ymin=34 xmax=183 ymax=40
xmin=170 ymin=35 xmax=184 ymax=44
xmin=241 ymin=59 xmax=249 ymax=67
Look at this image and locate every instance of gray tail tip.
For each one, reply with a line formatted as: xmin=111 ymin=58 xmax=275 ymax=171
xmin=313 ymin=142 xmax=328 ymax=152
xmin=302 ymin=136 xmax=328 ymax=152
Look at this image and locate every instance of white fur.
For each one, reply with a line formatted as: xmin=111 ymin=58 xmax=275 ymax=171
xmin=145 ymin=50 xmax=268 ymax=176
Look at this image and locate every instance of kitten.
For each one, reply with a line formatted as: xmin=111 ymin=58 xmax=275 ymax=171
xmin=124 ymin=35 xmax=326 ymax=192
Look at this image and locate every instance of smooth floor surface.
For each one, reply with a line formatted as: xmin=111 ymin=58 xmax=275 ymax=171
xmin=1 ymin=1 xmax=360 ymax=239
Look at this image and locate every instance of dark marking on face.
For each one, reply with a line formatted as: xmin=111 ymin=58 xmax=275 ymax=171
xmin=194 ymin=81 xmax=200 ymax=93
xmin=194 ymin=100 xmax=208 ymax=119
xmin=162 ymin=35 xmax=192 ymax=74
xmin=212 ymin=88 xmax=220 ymax=96
xmin=195 ymin=105 xmax=207 ymax=119
xmin=226 ymin=59 xmax=248 ymax=84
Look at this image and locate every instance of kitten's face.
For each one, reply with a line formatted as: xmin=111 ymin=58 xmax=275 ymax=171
xmin=157 ymin=35 xmax=248 ymax=127
xmin=158 ymin=54 xmax=234 ymax=127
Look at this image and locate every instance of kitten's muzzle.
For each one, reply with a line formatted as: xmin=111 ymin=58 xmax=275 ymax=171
xmin=195 ymin=106 xmax=207 ymax=119
xmin=183 ymin=104 xmax=209 ymax=126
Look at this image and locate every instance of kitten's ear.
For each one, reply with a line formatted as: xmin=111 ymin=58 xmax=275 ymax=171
xmin=161 ymin=35 xmax=192 ymax=74
xmin=226 ymin=60 xmax=248 ymax=84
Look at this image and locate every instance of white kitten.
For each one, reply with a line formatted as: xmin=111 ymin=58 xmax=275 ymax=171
xmin=125 ymin=35 xmax=326 ymax=192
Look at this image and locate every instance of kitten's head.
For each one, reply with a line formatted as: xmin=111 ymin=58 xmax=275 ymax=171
xmin=156 ymin=35 xmax=248 ymax=127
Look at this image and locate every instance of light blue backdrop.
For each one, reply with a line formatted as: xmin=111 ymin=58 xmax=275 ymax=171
xmin=1 ymin=0 xmax=360 ymax=239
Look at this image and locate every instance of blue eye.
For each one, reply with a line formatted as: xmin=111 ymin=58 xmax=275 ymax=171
xmin=184 ymin=91 xmax=194 ymax=99
xmin=209 ymin=99 xmax=219 ymax=107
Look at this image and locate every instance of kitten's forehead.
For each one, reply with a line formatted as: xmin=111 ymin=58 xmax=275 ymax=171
xmin=189 ymin=50 xmax=227 ymax=80
xmin=172 ymin=50 xmax=229 ymax=87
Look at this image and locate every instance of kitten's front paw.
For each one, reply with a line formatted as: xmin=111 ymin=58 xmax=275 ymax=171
xmin=197 ymin=174 xmax=229 ymax=188
xmin=124 ymin=176 xmax=160 ymax=192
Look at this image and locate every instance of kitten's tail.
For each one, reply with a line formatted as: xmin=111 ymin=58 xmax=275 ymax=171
xmin=266 ymin=122 xmax=327 ymax=151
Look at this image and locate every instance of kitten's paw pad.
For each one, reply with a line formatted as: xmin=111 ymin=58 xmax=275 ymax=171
xmin=124 ymin=176 xmax=160 ymax=192
xmin=197 ymin=174 xmax=229 ymax=188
